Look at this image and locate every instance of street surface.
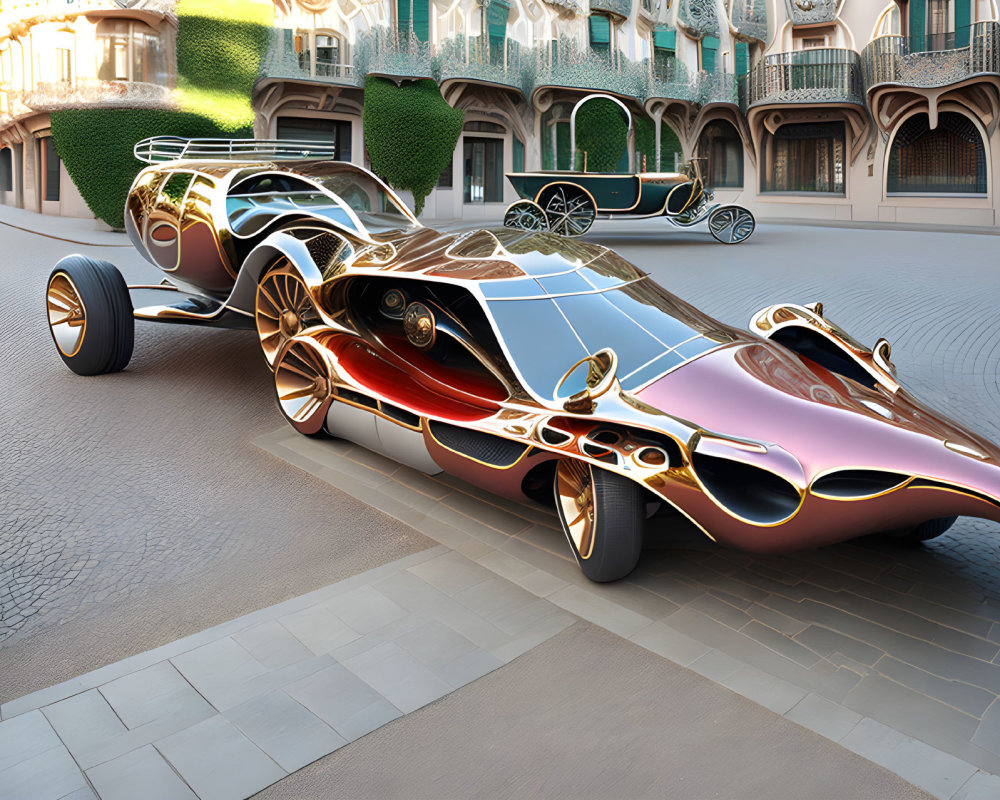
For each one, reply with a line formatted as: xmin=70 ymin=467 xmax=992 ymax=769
xmin=2 ymin=209 xmax=999 ymax=798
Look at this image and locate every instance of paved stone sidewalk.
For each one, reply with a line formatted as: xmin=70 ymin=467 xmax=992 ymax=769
xmin=0 ymin=547 xmax=574 ymax=800
xmin=255 ymin=426 xmax=1000 ymax=800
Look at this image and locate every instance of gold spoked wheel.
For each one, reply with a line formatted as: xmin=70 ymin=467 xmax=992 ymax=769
xmin=538 ymin=185 xmax=596 ymax=237
xmin=47 ymin=272 xmax=87 ymax=357
xmin=273 ymin=338 xmax=334 ymax=437
xmin=556 ymin=460 xmax=596 ymax=559
xmin=256 ymin=261 xmax=322 ymax=367
xmin=708 ymin=205 xmax=756 ymax=245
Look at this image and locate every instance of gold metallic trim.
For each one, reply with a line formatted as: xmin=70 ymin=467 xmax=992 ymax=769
xmin=47 ymin=271 xmax=87 ymax=358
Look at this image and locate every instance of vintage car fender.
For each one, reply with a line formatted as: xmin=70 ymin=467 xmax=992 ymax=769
xmin=749 ymin=301 xmax=899 ymax=394
xmin=227 ymin=230 xmax=328 ymax=316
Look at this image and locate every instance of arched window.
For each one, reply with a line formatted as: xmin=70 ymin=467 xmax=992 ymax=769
xmin=887 ymin=112 xmax=987 ymax=194
xmin=874 ymin=4 xmax=901 ymax=37
xmin=698 ymin=120 xmax=743 ymax=189
xmin=96 ymin=19 xmax=165 ymax=83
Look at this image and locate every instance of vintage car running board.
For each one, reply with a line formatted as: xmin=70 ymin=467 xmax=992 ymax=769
xmin=133 ymin=298 xmax=255 ymax=329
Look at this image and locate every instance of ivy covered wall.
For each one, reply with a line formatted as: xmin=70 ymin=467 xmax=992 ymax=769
xmin=51 ymin=0 xmax=271 ymax=227
xmin=362 ymin=76 xmax=463 ymax=215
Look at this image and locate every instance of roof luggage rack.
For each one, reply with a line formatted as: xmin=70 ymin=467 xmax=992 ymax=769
xmin=133 ymin=136 xmax=339 ymax=164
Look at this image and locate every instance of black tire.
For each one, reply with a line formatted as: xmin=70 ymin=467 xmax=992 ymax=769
xmin=46 ymin=255 xmax=133 ymax=376
xmin=886 ymin=516 xmax=957 ymax=546
xmin=554 ymin=460 xmax=644 ymax=582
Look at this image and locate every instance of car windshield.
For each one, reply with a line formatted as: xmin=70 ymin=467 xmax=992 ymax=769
xmin=483 ymin=274 xmax=735 ymax=400
xmin=310 ymin=170 xmax=415 ymax=233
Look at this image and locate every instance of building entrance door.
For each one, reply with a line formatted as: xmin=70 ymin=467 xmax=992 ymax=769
xmin=463 ymin=137 xmax=503 ymax=203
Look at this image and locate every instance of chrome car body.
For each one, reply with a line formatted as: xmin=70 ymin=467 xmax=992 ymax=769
xmin=45 ymin=138 xmax=1000 ymax=582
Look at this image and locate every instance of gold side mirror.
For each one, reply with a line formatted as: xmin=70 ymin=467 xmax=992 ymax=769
xmin=556 ymin=348 xmax=619 ymax=414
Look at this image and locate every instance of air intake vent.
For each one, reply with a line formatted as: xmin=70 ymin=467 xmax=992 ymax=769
xmin=429 ymin=420 xmax=529 ymax=467
xmin=811 ymin=470 xmax=908 ymax=499
xmin=692 ymin=453 xmax=801 ymax=524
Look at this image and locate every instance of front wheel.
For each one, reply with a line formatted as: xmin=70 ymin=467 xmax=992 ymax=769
xmin=708 ymin=205 xmax=755 ymax=245
xmin=46 ymin=255 xmax=133 ymax=375
xmin=503 ymin=200 xmax=549 ymax=232
xmin=273 ymin=337 xmax=335 ymax=438
xmin=554 ymin=460 xmax=644 ymax=582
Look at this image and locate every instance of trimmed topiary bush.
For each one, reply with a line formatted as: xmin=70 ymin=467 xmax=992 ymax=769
xmin=362 ymin=76 xmax=464 ymax=215
xmin=51 ymin=0 xmax=271 ymax=227
xmin=51 ymin=110 xmax=252 ymax=227
xmin=576 ymin=97 xmax=628 ymax=173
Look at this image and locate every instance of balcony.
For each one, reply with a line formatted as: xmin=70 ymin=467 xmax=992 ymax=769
xmin=354 ymin=27 xmax=435 ymax=82
xmin=745 ymin=49 xmax=864 ymax=110
xmin=258 ymin=29 xmax=356 ymax=89
xmin=590 ymin=0 xmax=632 ymax=19
xmin=678 ymin=0 xmax=719 ymax=37
xmin=437 ymin=36 xmax=527 ymax=94
xmin=784 ymin=0 xmax=840 ymax=27
xmin=16 ymin=79 xmax=172 ymax=111
xmin=862 ymin=21 xmax=1000 ymax=92
xmin=696 ymin=71 xmax=740 ymax=106
xmin=532 ymin=39 xmax=650 ymax=101
xmin=648 ymin=58 xmax=698 ymax=103
xmin=729 ymin=0 xmax=768 ymax=43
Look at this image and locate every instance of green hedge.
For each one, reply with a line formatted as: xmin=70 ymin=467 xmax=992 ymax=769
xmin=51 ymin=110 xmax=251 ymax=227
xmin=362 ymin=76 xmax=463 ymax=215
xmin=51 ymin=0 xmax=270 ymax=227
xmin=576 ymin=98 xmax=628 ymax=173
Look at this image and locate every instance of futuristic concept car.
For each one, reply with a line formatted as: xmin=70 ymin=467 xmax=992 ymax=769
xmin=45 ymin=137 xmax=1000 ymax=582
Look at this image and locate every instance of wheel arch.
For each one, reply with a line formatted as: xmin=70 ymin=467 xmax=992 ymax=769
xmin=226 ymin=231 xmax=326 ymax=314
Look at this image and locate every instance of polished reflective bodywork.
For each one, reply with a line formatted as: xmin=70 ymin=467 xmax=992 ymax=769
xmin=55 ymin=150 xmax=1000 ymax=582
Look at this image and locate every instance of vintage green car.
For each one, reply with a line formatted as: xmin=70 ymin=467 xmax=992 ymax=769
xmin=504 ymin=94 xmax=755 ymax=244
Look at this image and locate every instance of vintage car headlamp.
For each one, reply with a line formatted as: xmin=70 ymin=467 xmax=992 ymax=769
xmin=403 ymin=301 xmax=436 ymax=349
xmin=380 ymin=288 xmax=407 ymax=319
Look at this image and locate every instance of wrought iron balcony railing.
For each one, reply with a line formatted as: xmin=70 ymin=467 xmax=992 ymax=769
xmin=862 ymin=21 xmax=1000 ymax=91
xmin=729 ymin=0 xmax=768 ymax=43
xmin=533 ymin=39 xmax=651 ymax=101
xmin=17 ymin=79 xmax=172 ymax=110
xmin=745 ymin=48 xmax=864 ymax=109
xmin=259 ymin=28 xmax=357 ymax=85
xmin=590 ymin=0 xmax=632 ymax=19
xmin=353 ymin=27 xmax=436 ymax=81
xmin=437 ymin=36 xmax=526 ymax=93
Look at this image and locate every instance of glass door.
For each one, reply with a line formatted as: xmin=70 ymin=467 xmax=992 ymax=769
xmin=463 ymin=137 xmax=503 ymax=203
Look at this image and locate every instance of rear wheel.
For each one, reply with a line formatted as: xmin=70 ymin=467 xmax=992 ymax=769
xmin=538 ymin=185 xmax=596 ymax=237
xmin=255 ymin=260 xmax=322 ymax=368
xmin=46 ymin=256 xmax=133 ymax=376
xmin=554 ymin=460 xmax=644 ymax=582
xmin=708 ymin=205 xmax=755 ymax=244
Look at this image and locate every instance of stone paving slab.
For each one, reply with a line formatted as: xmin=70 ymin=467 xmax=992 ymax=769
xmin=254 ymin=424 xmax=1000 ymax=799
xmin=0 ymin=547 xmax=574 ymax=800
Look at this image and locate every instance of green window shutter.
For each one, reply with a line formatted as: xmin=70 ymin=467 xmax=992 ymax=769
xmin=513 ymin=136 xmax=524 ymax=173
xmin=956 ymin=1 xmax=971 ymax=47
xmin=589 ymin=14 xmax=611 ymax=55
xmin=653 ymin=29 xmax=675 ymax=50
xmin=909 ymin=1 xmax=925 ymax=48
xmin=735 ymin=41 xmax=749 ymax=75
xmin=397 ymin=0 xmax=409 ymax=34
xmin=413 ymin=0 xmax=429 ymax=41
xmin=701 ymin=36 xmax=719 ymax=72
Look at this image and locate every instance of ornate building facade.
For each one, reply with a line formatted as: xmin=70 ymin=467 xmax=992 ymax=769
xmin=4 ymin=0 xmax=1000 ymax=227
xmin=0 ymin=0 xmax=177 ymax=216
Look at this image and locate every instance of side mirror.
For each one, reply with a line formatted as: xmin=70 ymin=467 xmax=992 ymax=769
xmin=556 ymin=348 xmax=619 ymax=413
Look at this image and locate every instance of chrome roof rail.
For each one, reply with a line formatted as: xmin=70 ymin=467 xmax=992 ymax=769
xmin=133 ymin=137 xmax=340 ymax=164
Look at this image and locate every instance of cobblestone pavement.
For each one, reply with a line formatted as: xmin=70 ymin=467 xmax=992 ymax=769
xmin=0 ymin=217 xmax=433 ymax=702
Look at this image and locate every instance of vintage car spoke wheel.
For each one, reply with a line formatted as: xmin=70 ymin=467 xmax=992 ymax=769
xmin=554 ymin=460 xmax=644 ymax=582
xmin=708 ymin=205 xmax=756 ymax=245
xmin=273 ymin=337 xmax=334 ymax=437
xmin=538 ymin=185 xmax=596 ymax=237
xmin=503 ymin=200 xmax=548 ymax=232
xmin=256 ymin=261 xmax=322 ymax=367
xmin=46 ymin=256 xmax=134 ymax=376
